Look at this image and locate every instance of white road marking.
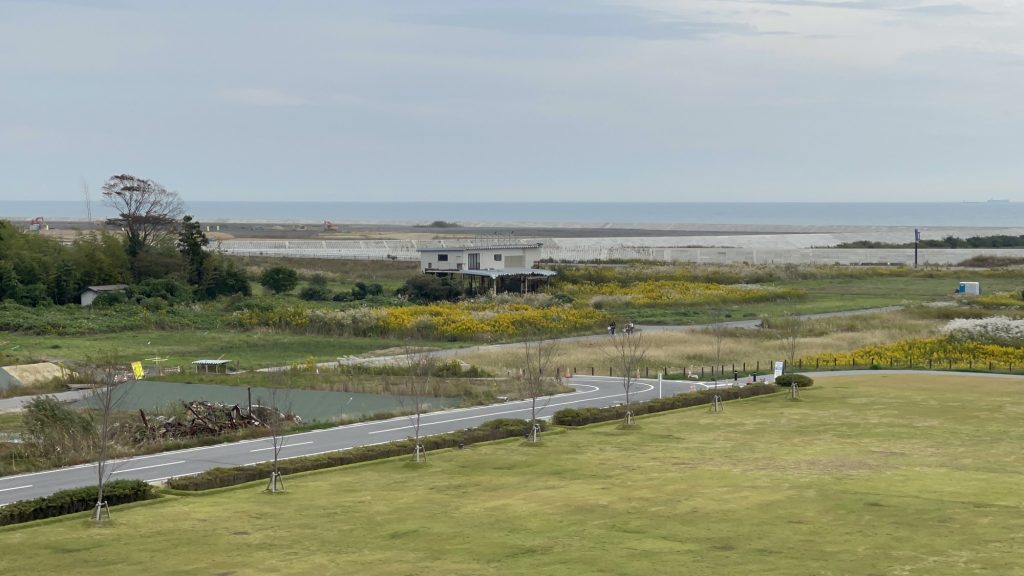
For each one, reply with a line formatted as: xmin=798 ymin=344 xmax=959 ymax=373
xmin=113 ymin=460 xmax=186 ymax=474
xmin=250 ymin=441 xmax=313 ymax=452
xmin=0 ymin=484 xmax=31 ymax=493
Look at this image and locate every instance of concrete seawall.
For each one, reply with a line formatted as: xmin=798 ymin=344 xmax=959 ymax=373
xmin=215 ymin=230 xmax=1024 ymax=266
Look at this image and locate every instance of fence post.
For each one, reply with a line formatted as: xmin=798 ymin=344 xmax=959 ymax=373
xmin=756 ymin=361 xmax=760 ymax=372
xmin=700 ymin=366 xmax=704 ymax=378
xmin=609 ymin=366 xmax=613 ymax=377
xmin=591 ymin=367 xmax=595 ymax=376
xmin=645 ymin=366 xmax=649 ymax=378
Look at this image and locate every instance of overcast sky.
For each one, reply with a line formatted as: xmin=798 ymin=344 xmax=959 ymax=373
xmin=2 ymin=0 xmax=1022 ymax=202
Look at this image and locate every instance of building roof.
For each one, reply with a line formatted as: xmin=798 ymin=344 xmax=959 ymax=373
xmin=81 ymin=284 xmax=129 ymax=293
xmin=191 ymin=359 xmax=233 ymax=366
xmin=437 ymin=268 xmax=557 ymax=279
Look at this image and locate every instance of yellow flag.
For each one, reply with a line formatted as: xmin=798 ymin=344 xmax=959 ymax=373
xmin=131 ymin=361 xmax=144 ymax=380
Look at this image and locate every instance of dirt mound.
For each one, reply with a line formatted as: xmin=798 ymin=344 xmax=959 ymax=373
xmin=1 ymin=362 xmax=66 ymax=388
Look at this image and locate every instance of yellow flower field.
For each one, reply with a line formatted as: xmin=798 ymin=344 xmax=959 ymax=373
xmin=558 ymin=280 xmax=803 ymax=306
xmin=798 ymin=337 xmax=1024 ymax=370
xmin=229 ymin=301 xmax=607 ymax=341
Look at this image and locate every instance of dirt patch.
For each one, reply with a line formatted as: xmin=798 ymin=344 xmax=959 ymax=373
xmin=1 ymin=362 xmax=66 ymax=387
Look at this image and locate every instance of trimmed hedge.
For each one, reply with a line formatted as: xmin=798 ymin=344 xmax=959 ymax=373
xmin=166 ymin=418 xmax=545 ymax=491
xmin=0 ymin=479 xmax=154 ymax=526
xmin=775 ymin=373 xmax=814 ymax=387
xmin=553 ymin=384 xmax=779 ymax=426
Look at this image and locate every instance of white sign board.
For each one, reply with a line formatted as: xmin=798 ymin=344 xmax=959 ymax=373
xmin=773 ymin=361 xmax=785 ymax=379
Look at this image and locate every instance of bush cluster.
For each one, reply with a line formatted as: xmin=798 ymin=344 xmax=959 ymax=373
xmin=774 ymin=373 xmax=814 ymax=387
xmin=553 ymin=383 xmax=778 ymax=426
xmin=0 ymin=479 xmax=154 ymax=526
xmin=165 ymin=418 xmax=545 ymax=491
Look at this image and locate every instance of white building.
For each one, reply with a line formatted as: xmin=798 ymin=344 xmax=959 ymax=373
xmin=416 ymin=240 xmax=555 ymax=294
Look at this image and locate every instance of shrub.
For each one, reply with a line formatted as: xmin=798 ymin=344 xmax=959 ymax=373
xmin=775 ymin=373 xmax=814 ymax=387
xmin=92 ymin=291 xmax=128 ymax=307
xmin=259 ymin=266 xmax=299 ymax=294
xmin=140 ymin=296 xmax=169 ymax=311
xmin=942 ymin=316 xmax=1024 ymax=347
xmin=0 ymin=479 xmax=154 ymax=526
xmin=553 ymin=384 xmax=778 ymax=426
xmin=397 ymin=275 xmax=462 ymax=303
xmin=166 ymin=418 xmax=545 ymax=491
xmin=298 ymin=286 xmax=332 ymax=301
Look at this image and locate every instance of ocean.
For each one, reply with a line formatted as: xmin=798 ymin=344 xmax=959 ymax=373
xmin=0 ymin=201 xmax=1021 ymax=228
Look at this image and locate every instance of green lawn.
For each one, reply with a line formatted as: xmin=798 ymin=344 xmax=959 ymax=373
xmin=3 ymin=374 xmax=1023 ymax=575
xmin=2 ymin=331 xmax=461 ymax=370
xmin=0 ymin=412 xmax=22 ymax=435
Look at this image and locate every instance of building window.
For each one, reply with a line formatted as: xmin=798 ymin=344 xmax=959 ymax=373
xmin=437 ymin=254 xmax=449 ymax=262
xmin=494 ymin=254 xmax=502 ymax=261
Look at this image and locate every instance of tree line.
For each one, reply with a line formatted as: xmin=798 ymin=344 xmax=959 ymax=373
xmin=0 ymin=173 xmax=490 ymax=308
xmin=0 ymin=174 xmax=249 ymax=307
xmin=834 ymin=235 xmax=1024 ymax=249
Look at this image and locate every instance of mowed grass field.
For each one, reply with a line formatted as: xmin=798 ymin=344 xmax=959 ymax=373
xmin=3 ymin=374 xmax=1024 ymax=575
xmin=2 ymin=331 xmax=460 ymax=370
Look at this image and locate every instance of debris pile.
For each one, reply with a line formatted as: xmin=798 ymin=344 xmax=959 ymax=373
xmin=135 ymin=401 xmax=302 ymax=441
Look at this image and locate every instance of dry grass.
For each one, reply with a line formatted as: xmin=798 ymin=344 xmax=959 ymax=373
xmin=457 ymin=310 xmax=943 ymax=375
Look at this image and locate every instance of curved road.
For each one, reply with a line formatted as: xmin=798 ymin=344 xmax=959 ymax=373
xmin=0 ymin=374 xmax=726 ymax=506
xmin=5 ymin=369 xmax=1022 ymax=505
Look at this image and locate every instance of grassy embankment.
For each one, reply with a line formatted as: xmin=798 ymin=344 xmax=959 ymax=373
xmin=2 ymin=374 xmax=1023 ymax=575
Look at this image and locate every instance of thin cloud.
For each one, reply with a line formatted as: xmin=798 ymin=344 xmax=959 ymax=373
xmin=735 ymin=0 xmax=981 ymax=14
xmin=217 ymin=88 xmax=308 ymax=108
xmin=388 ymin=2 xmax=761 ymax=40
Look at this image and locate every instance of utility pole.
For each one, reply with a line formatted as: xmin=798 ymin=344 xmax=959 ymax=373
xmin=914 ymin=228 xmax=920 ymax=268
xmin=82 ymin=179 xmax=93 ymax=222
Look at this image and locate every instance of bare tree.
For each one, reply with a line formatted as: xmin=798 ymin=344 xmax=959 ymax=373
xmin=517 ymin=337 xmax=561 ymax=442
xmin=707 ymin=310 xmax=730 ymax=371
xmin=397 ymin=349 xmax=435 ymax=463
xmin=255 ymin=387 xmax=294 ymax=493
xmin=102 ymin=174 xmax=185 ymax=257
xmin=605 ymin=331 xmax=649 ymax=426
xmin=85 ymin=364 xmax=133 ymax=522
xmin=772 ymin=315 xmax=805 ymax=371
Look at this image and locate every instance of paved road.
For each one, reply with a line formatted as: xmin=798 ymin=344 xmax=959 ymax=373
xmin=0 ymin=390 xmax=89 ymax=414
xmin=0 ymin=374 xmax=731 ymax=506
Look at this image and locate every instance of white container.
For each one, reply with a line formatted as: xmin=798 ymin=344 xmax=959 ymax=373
xmin=957 ymin=281 xmax=981 ymax=296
